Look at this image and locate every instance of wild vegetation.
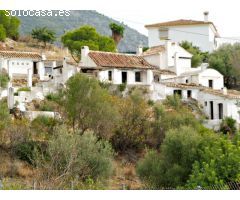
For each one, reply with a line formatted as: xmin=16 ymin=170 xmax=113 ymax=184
xmin=0 ymin=10 xmax=21 ymax=41
xmin=1 ymin=73 xmax=240 ymax=189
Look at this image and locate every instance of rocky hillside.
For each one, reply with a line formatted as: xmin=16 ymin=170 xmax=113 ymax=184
xmin=18 ymin=10 xmax=148 ymax=52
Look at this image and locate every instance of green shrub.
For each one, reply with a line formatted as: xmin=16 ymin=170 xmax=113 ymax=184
xmin=147 ymin=99 xmax=155 ymax=106
xmin=41 ymin=126 xmax=115 ymax=181
xmin=0 ymin=24 xmax=6 ymax=42
xmin=220 ymin=117 xmax=237 ymax=135
xmin=14 ymin=140 xmax=47 ymax=165
xmin=118 ymin=83 xmax=126 ymax=92
xmin=164 ymin=94 xmax=182 ymax=110
xmin=17 ymin=87 xmax=31 ymax=92
xmin=39 ymin=102 xmax=55 ymax=111
xmin=31 ymin=116 xmax=59 ymax=137
xmin=45 ymin=91 xmax=63 ymax=103
xmin=0 ymin=72 xmax=9 ymax=88
xmin=0 ymin=100 xmax=10 ymax=132
xmin=137 ymin=126 xmax=203 ymax=189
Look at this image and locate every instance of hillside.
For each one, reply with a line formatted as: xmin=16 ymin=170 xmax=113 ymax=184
xmin=18 ymin=10 xmax=148 ymax=52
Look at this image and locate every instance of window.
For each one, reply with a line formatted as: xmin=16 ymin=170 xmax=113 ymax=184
xmin=12 ymin=62 xmax=14 ymax=65
xmin=205 ymin=101 xmax=207 ymax=106
xmin=135 ymin=72 xmax=141 ymax=82
xmin=209 ymin=80 xmax=213 ymax=88
xmin=108 ymin=71 xmax=112 ymax=81
xmin=21 ymin=62 xmax=24 ymax=65
xmin=17 ymin=62 xmax=19 ymax=65
xmin=186 ymin=79 xmax=189 ymax=83
xmin=154 ymin=75 xmax=160 ymax=82
xmin=159 ymin=28 xmax=169 ymax=40
xmin=174 ymin=90 xmax=182 ymax=98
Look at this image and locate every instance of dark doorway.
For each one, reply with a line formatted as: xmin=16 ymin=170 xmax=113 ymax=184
xmin=187 ymin=90 xmax=192 ymax=98
xmin=33 ymin=62 xmax=38 ymax=75
xmin=210 ymin=101 xmax=214 ymax=120
xmin=122 ymin=72 xmax=127 ymax=83
xmin=208 ymin=80 xmax=213 ymax=88
xmin=174 ymin=90 xmax=182 ymax=98
xmin=218 ymin=103 xmax=223 ymax=119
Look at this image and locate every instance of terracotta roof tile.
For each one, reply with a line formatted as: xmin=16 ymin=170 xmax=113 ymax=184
xmin=145 ymin=19 xmax=214 ymax=28
xmin=201 ymin=88 xmax=240 ymax=99
xmin=162 ymin=82 xmax=203 ymax=89
xmin=162 ymin=82 xmax=240 ymax=99
xmin=153 ymin=69 xmax=176 ymax=75
xmin=142 ymin=45 xmax=165 ymax=56
xmin=0 ymin=51 xmax=42 ymax=60
xmin=88 ymin=51 xmax=154 ymax=69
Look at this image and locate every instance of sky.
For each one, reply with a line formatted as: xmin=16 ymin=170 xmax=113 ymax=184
xmin=2 ymin=0 xmax=240 ymax=37
xmin=97 ymin=0 xmax=240 ymax=37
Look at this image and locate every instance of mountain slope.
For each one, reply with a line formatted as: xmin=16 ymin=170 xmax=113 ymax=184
xmin=18 ymin=10 xmax=148 ymax=52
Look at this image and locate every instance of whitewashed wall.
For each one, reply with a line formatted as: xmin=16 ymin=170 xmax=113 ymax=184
xmin=198 ymin=91 xmax=240 ymax=123
xmin=147 ymin=24 xmax=216 ymax=52
xmin=7 ymin=59 xmax=33 ymax=78
xmin=198 ymin=69 xmax=224 ymax=89
xmin=98 ymin=69 xmax=152 ymax=86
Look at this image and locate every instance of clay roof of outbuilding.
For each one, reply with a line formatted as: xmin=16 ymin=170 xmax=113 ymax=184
xmin=142 ymin=45 xmax=166 ymax=56
xmin=0 ymin=50 xmax=42 ymax=60
xmin=88 ymin=51 xmax=155 ymax=69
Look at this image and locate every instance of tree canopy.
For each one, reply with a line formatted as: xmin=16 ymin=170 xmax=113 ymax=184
xmin=109 ymin=23 xmax=125 ymax=37
xmin=64 ymin=73 xmax=119 ymax=139
xmin=137 ymin=124 xmax=240 ymax=189
xmin=61 ymin=25 xmax=116 ymax=63
xmin=31 ymin=27 xmax=56 ymax=47
xmin=208 ymin=43 xmax=240 ymax=88
xmin=109 ymin=23 xmax=125 ymax=46
xmin=0 ymin=10 xmax=20 ymax=41
xmin=180 ymin=41 xmax=207 ymax=68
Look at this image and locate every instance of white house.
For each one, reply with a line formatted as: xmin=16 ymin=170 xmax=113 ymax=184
xmin=0 ymin=51 xmax=46 ymax=84
xmin=80 ymin=46 xmax=155 ymax=87
xmin=145 ymin=12 xmax=219 ymax=52
xmin=53 ymin=57 xmax=79 ymax=86
xmin=143 ymin=40 xmax=192 ymax=76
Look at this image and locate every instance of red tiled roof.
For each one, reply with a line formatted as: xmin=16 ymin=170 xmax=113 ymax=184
xmin=0 ymin=51 xmax=42 ymax=60
xmin=162 ymin=82 xmax=203 ymax=89
xmin=143 ymin=45 xmax=165 ymax=56
xmin=145 ymin=19 xmax=214 ymax=28
xmin=154 ymin=69 xmax=176 ymax=75
xmin=88 ymin=51 xmax=154 ymax=69
xmin=201 ymin=88 xmax=240 ymax=99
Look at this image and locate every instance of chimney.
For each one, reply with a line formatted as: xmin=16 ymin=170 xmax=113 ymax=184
xmin=41 ymin=53 xmax=46 ymax=61
xmin=136 ymin=45 xmax=143 ymax=55
xmin=222 ymin=87 xmax=228 ymax=95
xmin=63 ymin=57 xmax=69 ymax=68
xmin=81 ymin=46 xmax=89 ymax=63
xmin=203 ymin=11 xmax=209 ymax=22
xmin=201 ymin=63 xmax=209 ymax=71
